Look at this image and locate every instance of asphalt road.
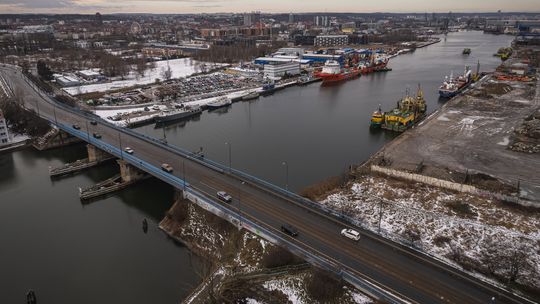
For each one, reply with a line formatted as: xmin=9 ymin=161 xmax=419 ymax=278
xmin=2 ymin=65 xmax=534 ymax=304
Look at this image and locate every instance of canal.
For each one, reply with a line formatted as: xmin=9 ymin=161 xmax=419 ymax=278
xmin=0 ymin=31 xmax=513 ymax=303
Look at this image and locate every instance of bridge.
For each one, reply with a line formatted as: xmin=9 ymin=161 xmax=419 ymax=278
xmin=0 ymin=64 xmax=534 ymax=304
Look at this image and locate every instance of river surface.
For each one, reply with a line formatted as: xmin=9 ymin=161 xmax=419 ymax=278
xmin=0 ymin=31 xmax=513 ymax=303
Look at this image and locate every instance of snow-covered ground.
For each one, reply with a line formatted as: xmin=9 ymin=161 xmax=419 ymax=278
xmin=263 ymin=274 xmax=372 ymax=304
xmin=63 ymin=58 xmax=228 ymax=95
xmin=321 ymin=176 xmax=540 ymax=290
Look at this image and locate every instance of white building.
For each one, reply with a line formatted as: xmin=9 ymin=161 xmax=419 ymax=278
xmin=263 ymin=62 xmax=300 ymax=80
xmin=0 ymin=110 xmax=10 ymax=146
xmin=315 ymin=35 xmax=349 ymax=47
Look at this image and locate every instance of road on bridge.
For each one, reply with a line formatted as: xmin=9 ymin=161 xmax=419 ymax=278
xmin=1 ymin=65 xmax=534 ymax=304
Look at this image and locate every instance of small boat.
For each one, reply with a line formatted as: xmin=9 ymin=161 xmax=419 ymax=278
xmin=370 ymin=105 xmax=384 ymax=128
xmin=297 ymin=75 xmax=322 ymax=85
xmin=207 ymin=96 xmax=232 ymax=109
xmin=462 ymin=48 xmax=471 ymax=55
xmin=242 ymin=91 xmax=259 ymax=101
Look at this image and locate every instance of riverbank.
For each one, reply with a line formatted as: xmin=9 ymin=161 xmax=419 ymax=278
xmin=308 ymin=43 xmax=540 ymax=300
xmin=159 ymin=195 xmax=374 ymax=303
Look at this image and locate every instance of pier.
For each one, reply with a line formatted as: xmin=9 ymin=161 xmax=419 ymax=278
xmin=49 ymin=144 xmax=115 ymax=177
xmin=79 ymin=159 xmax=148 ymax=200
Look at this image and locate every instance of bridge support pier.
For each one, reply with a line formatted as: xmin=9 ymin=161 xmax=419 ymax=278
xmin=118 ymin=159 xmax=145 ymax=183
xmin=87 ymin=144 xmax=109 ymax=162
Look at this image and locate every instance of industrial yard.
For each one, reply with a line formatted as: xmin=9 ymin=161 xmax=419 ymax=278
xmin=368 ymin=47 xmax=540 ymax=202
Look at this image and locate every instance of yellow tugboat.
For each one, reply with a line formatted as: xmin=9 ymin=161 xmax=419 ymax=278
xmin=370 ymin=105 xmax=384 ymax=128
xmin=374 ymin=85 xmax=427 ymax=132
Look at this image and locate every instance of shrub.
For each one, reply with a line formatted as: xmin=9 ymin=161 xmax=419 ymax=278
xmin=306 ymin=269 xmax=344 ymax=302
xmin=261 ymin=246 xmax=302 ymax=269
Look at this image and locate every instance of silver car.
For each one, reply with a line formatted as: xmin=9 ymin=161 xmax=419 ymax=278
xmin=217 ymin=191 xmax=232 ymax=203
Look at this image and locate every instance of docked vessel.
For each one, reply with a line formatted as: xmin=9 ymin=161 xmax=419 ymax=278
xmin=376 ymin=85 xmax=427 ymax=132
xmin=360 ymin=55 xmax=389 ymax=74
xmin=314 ymin=60 xmax=360 ymax=84
xmin=438 ymin=66 xmax=472 ymax=98
xmin=154 ymin=106 xmax=202 ymax=123
xmin=370 ymin=105 xmax=384 ymax=128
xmin=207 ymin=96 xmax=232 ymax=109
xmin=242 ymin=91 xmax=260 ymax=101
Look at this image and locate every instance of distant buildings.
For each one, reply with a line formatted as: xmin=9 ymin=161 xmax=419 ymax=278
xmin=0 ymin=110 xmax=10 ymax=146
xmin=314 ymin=16 xmax=330 ymax=27
xmin=315 ymin=35 xmax=349 ymax=47
xmin=244 ymin=11 xmax=261 ymax=26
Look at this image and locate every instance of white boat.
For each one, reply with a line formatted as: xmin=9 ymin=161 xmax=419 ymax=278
xmin=207 ymin=97 xmax=232 ymax=109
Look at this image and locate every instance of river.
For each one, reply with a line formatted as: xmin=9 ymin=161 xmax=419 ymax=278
xmin=136 ymin=31 xmax=514 ymax=191
xmin=0 ymin=31 xmax=513 ymax=303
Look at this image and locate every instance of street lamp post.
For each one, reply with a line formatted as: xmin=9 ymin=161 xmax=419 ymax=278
xmin=282 ymin=161 xmax=289 ymax=191
xmin=53 ymin=105 xmax=58 ymax=126
xmin=85 ymin=121 xmax=90 ymax=142
xmin=182 ymin=160 xmax=186 ymax=191
xmin=238 ymin=181 xmax=245 ymax=228
xmin=118 ymin=132 xmax=123 ymax=160
xmin=225 ymin=142 xmax=231 ymax=172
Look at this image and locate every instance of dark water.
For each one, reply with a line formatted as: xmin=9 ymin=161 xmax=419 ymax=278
xmin=0 ymin=147 xmax=203 ymax=303
xmin=0 ymin=31 xmax=513 ymax=304
xmin=136 ymin=31 xmax=514 ymax=191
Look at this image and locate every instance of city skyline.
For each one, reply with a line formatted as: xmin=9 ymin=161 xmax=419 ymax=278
xmin=0 ymin=0 xmax=539 ymax=14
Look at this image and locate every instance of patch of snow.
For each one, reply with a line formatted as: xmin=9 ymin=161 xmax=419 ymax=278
xmin=63 ymin=58 xmax=228 ymax=95
xmin=263 ymin=276 xmax=308 ymax=304
xmin=497 ymin=136 xmax=510 ymax=146
xmin=437 ymin=114 xmax=450 ymax=121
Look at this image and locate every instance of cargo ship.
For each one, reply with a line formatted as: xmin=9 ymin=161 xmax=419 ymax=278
xmin=372 ymin=85 xmax=427 ymax=132
xmin=314 ymin=60 xmax=360 ymax=84
xmin=154 ymin=106 xmax=202 ymax=123
xmin=438 ymin=66 xmax=472 ymax=98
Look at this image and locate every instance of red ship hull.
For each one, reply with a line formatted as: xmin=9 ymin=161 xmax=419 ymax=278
xmin=316 ymin=69 xmax=361 ymax=84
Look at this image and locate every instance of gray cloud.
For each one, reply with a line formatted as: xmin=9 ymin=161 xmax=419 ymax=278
xmin=0 ymin=0 xmax=76 ymax=8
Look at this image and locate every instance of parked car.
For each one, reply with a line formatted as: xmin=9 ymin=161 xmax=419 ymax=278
xmin=90 ymin=120 xmax=98 ymax=126
xmin=281 ymin=224 xmax=299 ymax=237
xmin=72 ymin=124 xmax=81 ymax=130
xmin=124 ymin=147 xmax=134 ymax=154
xmin=92 ymin=132 xmax=102 ymax=139
xmin=161 ymin=163 xmax=173 ymax=173
xmin=216 ymin=191 xmax=232 ymax=203
xmin=341 ymin=228 xmax=361 ymax=241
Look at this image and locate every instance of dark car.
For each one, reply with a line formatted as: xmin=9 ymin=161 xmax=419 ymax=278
xmin=281 ymin=224 xmax=298 ymax=237
xmin=90 ymin=120 xmax=98 ymax=126
xmin=72 ymin=124 xmax=81 ymax=130
xmin=92 ymin=132 xmax=102 ymax=139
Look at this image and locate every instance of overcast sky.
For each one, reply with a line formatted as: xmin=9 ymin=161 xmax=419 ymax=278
xmin=0 ymin=0 xmax=538 ymax=14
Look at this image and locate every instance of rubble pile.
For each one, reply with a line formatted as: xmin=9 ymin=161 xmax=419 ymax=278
xmin=510 ymin=108 xmax=540 ymax=153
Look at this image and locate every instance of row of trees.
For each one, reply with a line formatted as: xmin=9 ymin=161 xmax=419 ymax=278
xmin=0 ymin=95 xmax=50 ymax=137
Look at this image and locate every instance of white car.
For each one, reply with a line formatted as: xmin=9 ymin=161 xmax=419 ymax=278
xmin=124 ymin=147 xmax=134 ymax=154
xmin=341 ymin=228 xmax=361 ymax=241
xmin=217 ymin=191 xmax=232 ymax=203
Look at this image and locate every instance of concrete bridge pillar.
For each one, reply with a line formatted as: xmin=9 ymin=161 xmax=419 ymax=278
xmin=117 ymin=159 xmax=145 ymax=183
xmin=87 ymin=144 xmax=109 ymax=162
